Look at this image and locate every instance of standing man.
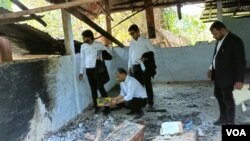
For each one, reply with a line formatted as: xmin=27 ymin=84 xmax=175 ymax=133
xmin=128 ymin=24 xmax=157 ymax=109
xmin=111 ymin=68 xmax=148 ymax=119
xmin=208 ymin=21 xmax=246 ymax=125
xmin=79 ymin=30 xmax=112 ymax=115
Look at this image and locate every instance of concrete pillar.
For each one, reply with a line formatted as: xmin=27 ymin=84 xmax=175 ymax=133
xmin=61 ymin=9 xmax=74 ymax=55
xmin=61 ymin=9 xmax=80 ymax=114
xmin=217 ymin=0 xmax=223 ymax=21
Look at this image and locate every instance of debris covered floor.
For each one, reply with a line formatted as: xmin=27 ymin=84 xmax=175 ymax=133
xmin=45 ymin=82 xmax=250 ymax=141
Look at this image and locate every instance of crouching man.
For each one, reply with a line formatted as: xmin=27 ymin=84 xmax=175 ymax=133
xmin=111 ymin=68 xmax=147 ymax=119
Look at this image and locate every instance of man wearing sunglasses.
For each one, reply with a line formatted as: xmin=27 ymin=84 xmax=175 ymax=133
xmin=128 ymin=24 xmax=157 ymax=110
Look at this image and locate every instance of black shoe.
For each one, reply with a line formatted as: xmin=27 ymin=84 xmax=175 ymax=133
xmin=213 ymin=118 xmax=226 ymax=126
xmin=226 ymin=121 xmax=235 ymax=125
xmin=133 ymin=111 xmax=144 ymax=119
xmin=94 ymin=108 xmax=100 ymax=114
xmin=126 ymin=110 xmax=136 ymax=115
xmin=102 ymin=109 xmax=110 ymax=116
xmin=110 ymin=106 xmax=122 ymax=111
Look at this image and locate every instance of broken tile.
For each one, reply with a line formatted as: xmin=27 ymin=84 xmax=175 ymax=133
xmin=160 ymin=121 xmax=183 ymax=135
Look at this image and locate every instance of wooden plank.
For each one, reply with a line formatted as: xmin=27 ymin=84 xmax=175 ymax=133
xmin=66 ymin=8 xmax=124 ymax=47
xmin=113 ymin=0 xmax=144 ymax=6
xmin=111 ymin=0 xmax=204 ymax=12
xmin=105 ymin=0 xmax=112 ymax=46
xmin=96 ymin=2 xmax=113 ymax=21
xmin=104 ymin=121 xmax=145 ymax=141
xmin=0 ymin=0 xmax=100 ymax=20
xmin=177 ymin=4 xmax=182 ymax=20
xmin=144 ymin=0 xmax=156 ymax=38
xmin=76 ymin=7 xmax=98 ymax=17
xmin=10 ymin=0 xmax=47 ymax=27
xmin=0 ymin=15 xmax=43 ymax=25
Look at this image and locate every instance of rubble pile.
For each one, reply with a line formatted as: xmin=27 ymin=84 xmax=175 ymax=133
xmin=45 ymin=82 xmax=250 ymax=141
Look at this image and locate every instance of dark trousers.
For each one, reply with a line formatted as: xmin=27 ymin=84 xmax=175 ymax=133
xmin=132 ymin=65 xmax=154 ymax=105
xmin=214 ymin=85 xmax=235 ymax=123
xmin=86 ymin=68 xmax=109 ymax=110
xmin=118 ymin=98 xmax=147 ymax=113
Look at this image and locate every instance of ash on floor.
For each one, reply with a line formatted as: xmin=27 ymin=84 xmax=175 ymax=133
xmin=44 ymin=81 xmax=250 ymax=141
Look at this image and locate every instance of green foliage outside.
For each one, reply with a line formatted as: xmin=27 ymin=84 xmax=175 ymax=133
xmin=0 ymin=0 xmax=12 ymax=10
xmin=162 ymin=7 xmax=212 ymax=45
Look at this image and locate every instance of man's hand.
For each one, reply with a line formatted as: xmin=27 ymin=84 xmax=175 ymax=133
xmin=207 ymin=70 xmax=212 ymax=79
xmin=79 ymin=74 xmax=83 ymax=81
xmin=111 ymin=99 xmax=118 ymax=106
xmin=234 ymin=82 xmax=243 ymax=90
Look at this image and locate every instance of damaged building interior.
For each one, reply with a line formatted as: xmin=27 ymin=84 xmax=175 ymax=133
xmin=1 ymin=0 xmax=250 ymax=141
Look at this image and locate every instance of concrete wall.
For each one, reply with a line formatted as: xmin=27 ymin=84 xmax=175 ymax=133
xmin=154 ymin=43 xmax=215 ymax=82
xmin=0 ymin=43 xmax=227 ymax=141
xmin=112 ymin=43 xmax=216 ymax=82
xmin=0 ymin=60 xmax=48 ymax=141
xmin=223 ymin=17 xmax=250 ymax=67
xmin=0 ymin=52 xmax=120 ymax=141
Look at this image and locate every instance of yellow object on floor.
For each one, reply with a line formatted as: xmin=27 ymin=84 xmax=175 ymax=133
xmin=97 ymin=97 xmax=111 ymax=107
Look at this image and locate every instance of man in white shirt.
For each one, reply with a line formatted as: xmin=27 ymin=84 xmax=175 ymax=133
xmin=207 ymin=21 xmax=246 ymax=125
xmin=111 ymin=68 xmax=148 ymax=119
xmin=79 ymin=30 xmax=112 ymax=115
xmin=128 ymin=24 xmax=157 ymax=109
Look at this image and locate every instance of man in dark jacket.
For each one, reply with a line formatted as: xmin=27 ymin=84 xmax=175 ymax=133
xmin=79 ymin=30 xmax=112 ymax=115
xmin=207 ymin=21 xmax=246 ymax=125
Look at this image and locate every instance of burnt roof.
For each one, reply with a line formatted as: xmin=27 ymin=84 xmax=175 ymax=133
xmin=201 ymin=0 xmax=250 ymax=22
xmin=0 ymin=23 xmax=65 ymax=54
xmin=47 ymin=0 xmax=205 ymax=19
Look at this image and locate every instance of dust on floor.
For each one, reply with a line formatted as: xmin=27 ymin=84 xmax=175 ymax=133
xmin=44 ymin=81 xmax=250 ymax=141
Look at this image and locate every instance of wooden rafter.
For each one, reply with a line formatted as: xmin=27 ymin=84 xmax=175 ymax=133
xmin=0 ymin=0 xmax=100 ymax=20
xmin=96 ymin=2 xmax=113 ymax=21
xmin=110 ymin=0 xmax=204 ymax=12
xmin=66 ymin=8 xmax=124 ymax=47
xmin=0 ymin=16 xmax=43 ymax=25
xmin=76 ymin=7 xmax=98 ymax=17
xmin=10 ymin=0 xmax=47 ymax=27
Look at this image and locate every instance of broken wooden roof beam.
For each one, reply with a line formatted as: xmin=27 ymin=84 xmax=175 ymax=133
xmin=0 ymin=15 xmax=44 ymax=25
xmin=0 ymin=0 xmax=100 ymax=20
xmin=66 ymin=8 xmax=124 ymax=47
xmin=10 ymin=0 xmax=47 ymax=27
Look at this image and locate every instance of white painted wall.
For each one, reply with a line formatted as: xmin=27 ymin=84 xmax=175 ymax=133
xmin=25 ymin=43 xmax=217 ymax=140
xmin=112 ymin=42 xmax=216 ymax=82
xmin=154 ymin=43 xmax=215 ymax=82
xmin=45 ymin=56 xmax=90 ymax=131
